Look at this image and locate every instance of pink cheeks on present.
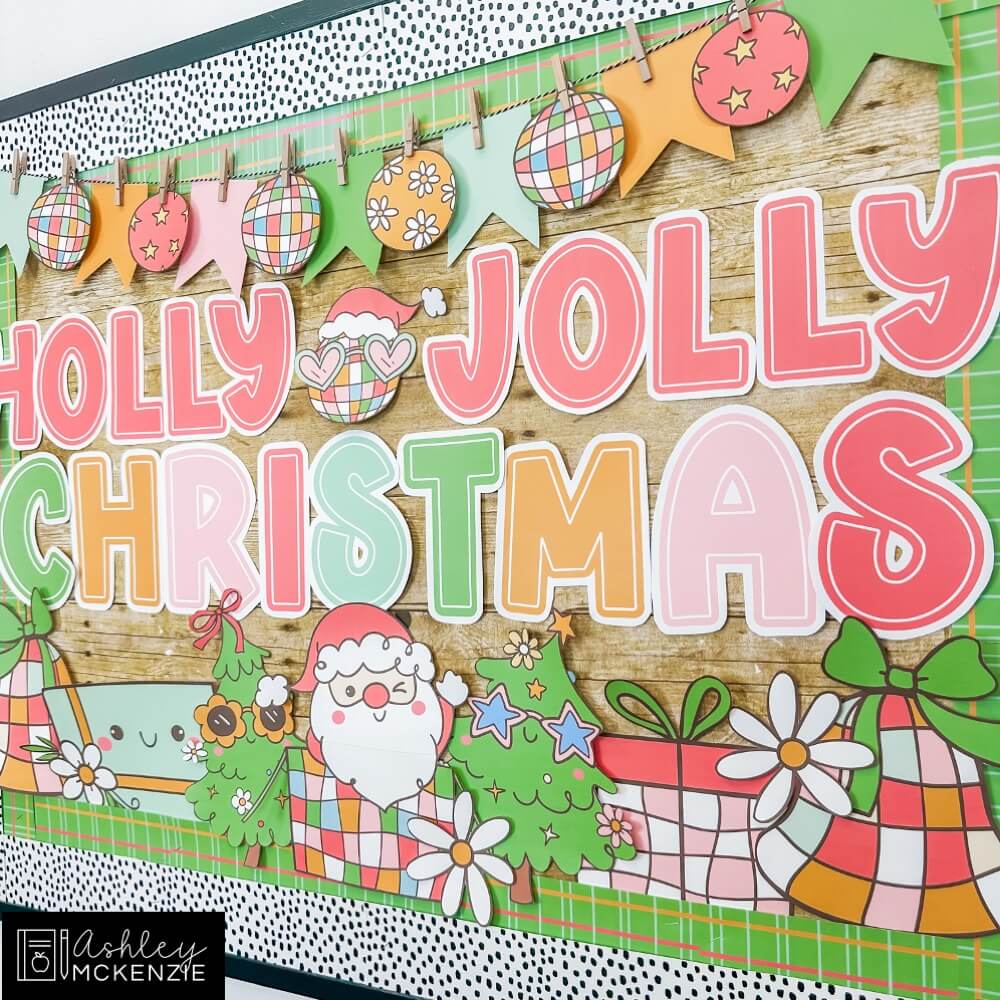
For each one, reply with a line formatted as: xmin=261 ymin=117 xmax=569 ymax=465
xmin=411 ymin=700 xmax=426 ymax=716
xmin=98 ymin=736 xmax=113 ymax=752
xmin=332 ymin=710 xmax=346 ymax=725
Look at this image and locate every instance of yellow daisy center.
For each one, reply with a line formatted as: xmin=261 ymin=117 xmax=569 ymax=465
xmin=778 ymin=739 xmax=809 ymax=770
xmin=77 ymin=765 xmax=96 ymax=786
xmin=450 ymin=840 xmax=474 ymax=867
xmin=609 ymin=819 xmax=622 ymax=833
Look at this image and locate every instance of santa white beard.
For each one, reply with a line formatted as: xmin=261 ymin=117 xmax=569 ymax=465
xmin=311 ymin=680 xmax=444 ymax=810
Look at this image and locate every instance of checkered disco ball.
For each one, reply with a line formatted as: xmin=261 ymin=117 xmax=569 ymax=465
xmin=513 ymin=92 xmax=625 ymax=211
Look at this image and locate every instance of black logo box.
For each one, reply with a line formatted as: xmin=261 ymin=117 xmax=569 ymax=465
xmin=3 ymin=911 xmax=224 ymax=997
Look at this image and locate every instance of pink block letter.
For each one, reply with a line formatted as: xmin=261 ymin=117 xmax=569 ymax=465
xmin=207 ymin=284 xmax=295 ymax=435
xmin=853 ymin=159 xmax=1000 ymax=375
xmin=258 ymin=443 xmax=308 ymax=617
xmin=0 ymin=322 xmax=40 ymax=449
xmin=653 ymin=406 xmax=822 ymax=636
xmin=37 ymin=315 xmax=108 ymax=450
xmin=424 ymin=244 xmax=519 ymax=423
xmin=756 ymin=189 xmax=875 ymax=387
xmin=107 ymin=306 xmax=165 ymax=444
xmin=162 ymin=443 xmax=260 ymax=614
xmin=162 ymin=298 xmax=228 ymax=440
xmin=521 ymin=232 xmax=646 ymax=413
xmin=648 ymin=212 xmax=754 ymax=400
xmin=814 ymin=392 xmax=992 ymax=637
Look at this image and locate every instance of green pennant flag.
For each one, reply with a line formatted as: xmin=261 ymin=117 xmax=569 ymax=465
xmin=784 ymin=0 xmax=952 ymax=127
xmin=0 ymin=174 xmax=45 ymax=275
xmin=444 ymin=106 xmax=540 ymax=265
xmin=304 ymin=151 xmax=384 ymax=282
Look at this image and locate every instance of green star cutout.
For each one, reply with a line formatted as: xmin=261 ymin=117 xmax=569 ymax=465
xmin=784 ymin=0 xmax=951 ymax=126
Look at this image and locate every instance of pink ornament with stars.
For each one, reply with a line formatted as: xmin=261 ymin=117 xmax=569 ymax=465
xmin=128 ymin=190 xmax=190 ymax=272
xmin=692 ymin=10 xmax=810 ymax=127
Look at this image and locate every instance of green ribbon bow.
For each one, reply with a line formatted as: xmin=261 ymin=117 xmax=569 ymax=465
xmin=824 ymin=618 xmax=1000 ymax=815
xmin=604 ymin=677 xmax=732 ymax=742
xmin=0 ymin=589 xmax=54 ymax=679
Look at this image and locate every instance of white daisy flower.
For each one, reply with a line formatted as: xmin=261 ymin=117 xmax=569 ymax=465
xmin=440 ymin=180 xmax=456 ymax=206
xmin=406 ymin=790 xmax=513 ymax=926
xmin=717 ymin=672 xmax=874 ymax=825
xmin=408 ymin=160 xmax=440 ymax=198
xmin=402 ymin=210 xmax=440 ymax=251
xmin=232 ymin=788 xmax=254 ymax=816
xmin=182 ymin=736 xmax=207 ymax=763
xmin=366 ymin=196 xmax=398 ymax=233
xmin=377 ymin=155 xmax=404 ymax=184
xmin=52 ymin=741 xmax=118 ymax=806
xmin=255 ymin=674 xmax=290 ymax=708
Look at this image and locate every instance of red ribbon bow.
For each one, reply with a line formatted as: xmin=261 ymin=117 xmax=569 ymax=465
xmin=189 ymin=589 xmax=245 ymax=652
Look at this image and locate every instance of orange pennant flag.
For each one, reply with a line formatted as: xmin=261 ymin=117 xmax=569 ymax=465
xmin=76 ymin=182 xmax=149 ymax=287
xmin=603 ymin=27 xmax=735 ymax=197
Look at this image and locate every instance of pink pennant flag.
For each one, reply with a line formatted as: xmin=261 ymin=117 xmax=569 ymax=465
xmin=174 ymin=179 xmax=257 ymax=294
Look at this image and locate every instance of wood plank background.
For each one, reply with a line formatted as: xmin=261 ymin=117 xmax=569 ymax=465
xmin=16 ymin=58 xmax=946 ymax=742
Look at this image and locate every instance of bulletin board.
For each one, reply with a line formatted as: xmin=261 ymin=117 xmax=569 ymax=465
xmin=0 ymin=2 xmax=999 ymax=999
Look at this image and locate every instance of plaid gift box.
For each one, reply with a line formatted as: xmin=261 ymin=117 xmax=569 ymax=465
xmin=0 ymin=593 xmax=72 ymax=795
xmin=578 ymin=680 xmax=790 ymax=914
xmin=287 ymin=746 xmax=457 ymax=899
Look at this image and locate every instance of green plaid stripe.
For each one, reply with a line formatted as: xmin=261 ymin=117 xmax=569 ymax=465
xmin=941 ymin=7 xmax=1000 ymax=997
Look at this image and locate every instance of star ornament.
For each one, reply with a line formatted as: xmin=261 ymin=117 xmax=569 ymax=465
xmin=725 ymin=36 xmax=757 ymax=65
xmin=548 ymin=609 xmax=575 ymax=643
xmin=470 ymin=686 xmax=528 ymax=748
xmin=719 ymin=87 xmax=751 ymax=116
xmin=153 ymin=204 xmax=170 ymax=225
xmin=773 ymin=66 xmax=799 ymax=92
xmin=542 ymin=701 xmax=599 ymax=765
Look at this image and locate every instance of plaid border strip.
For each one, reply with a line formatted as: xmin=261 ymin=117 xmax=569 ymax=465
xmin=941 ymin=7 xmax=1000 ymax=998
xmin=2 ymin=792 xmax=970 ymax=999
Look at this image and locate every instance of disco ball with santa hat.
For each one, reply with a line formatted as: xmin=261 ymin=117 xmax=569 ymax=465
xmin=294 ymin=285 xmax=446 ymax=424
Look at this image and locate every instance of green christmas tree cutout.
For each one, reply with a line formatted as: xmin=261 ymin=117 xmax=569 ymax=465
xmin=185 ymin=592 xmax=303 ymax=866
xmin=448 ymin=617 xmax=632 ymax=904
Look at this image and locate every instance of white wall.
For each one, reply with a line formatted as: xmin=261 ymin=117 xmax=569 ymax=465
xmin=0 ymin=0 xmax=299 ymax=101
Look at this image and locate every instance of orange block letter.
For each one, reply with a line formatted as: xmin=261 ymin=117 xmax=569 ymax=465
xmin=496 ymin=435 xmax=649 ymax=624
xmin=70 ymin=451 xmax=161 ymax=611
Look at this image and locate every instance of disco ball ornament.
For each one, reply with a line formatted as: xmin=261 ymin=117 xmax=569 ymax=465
xmin=26 ymin=183 xmax=92 ymax=270
xmin=692 ymin=10 xmax=810 ymax=127
xmin=513 ymin=91 xmax=625 ymax=211
xmin=304 ymin=340 xmax=408 ymax=424
xmin=241 ymin=173 xmax=322 ymax=275
xmin=128 ymin=190 xmax=190 ymax=272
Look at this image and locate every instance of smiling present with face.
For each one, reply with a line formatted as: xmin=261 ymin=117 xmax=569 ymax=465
xmin=43 ymin=681 xmax=214 ymax=820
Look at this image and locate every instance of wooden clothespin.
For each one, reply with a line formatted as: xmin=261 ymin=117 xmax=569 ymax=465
xmin=62 ymin=152 xmax=77 ymax=186
xmin=9 ymin=147 xmax=26 ymax=196
xmin=624 ymin=20 xmax=652 ymax=83
xmin=281 ymin=134 xmax=295 ymax=184
xmin=218 ymin=147 xmax=233 ymax=202
xmin=113 ymin=156 xmax=127 ymax=206
xmin=404 ymin=115 xmax=418 ymax=158
xmin=733 ymin=0 xmax=752 ymax=33
xmin=468 ymin=89 xmax=484 ymax=150
xmin=551 ymin=57 xmax=572 ymax=112
xmin=158 ymin=156 xmax=175 ymax=208
xmin=334 ymin=129 xmax=348 ymax=185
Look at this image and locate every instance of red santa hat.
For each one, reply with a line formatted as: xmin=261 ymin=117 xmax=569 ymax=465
xmin=293 ymin=604 xmax=434 ymax=692
xmin=319 ymin=286 xmax=446 ymax=342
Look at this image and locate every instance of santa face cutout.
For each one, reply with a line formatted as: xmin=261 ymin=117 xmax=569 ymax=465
xmin=294 ymin=286 xmax=447 ymax=424
xmin=293 ymin=604 xmax=468 ymax=811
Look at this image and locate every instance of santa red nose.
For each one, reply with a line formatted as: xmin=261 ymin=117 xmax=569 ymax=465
xmin=363 ymin=682 xmax=390 ymax=709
